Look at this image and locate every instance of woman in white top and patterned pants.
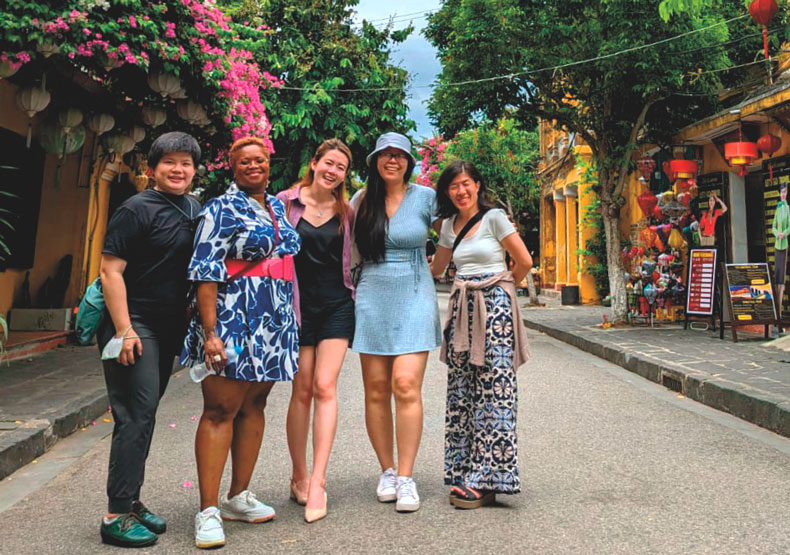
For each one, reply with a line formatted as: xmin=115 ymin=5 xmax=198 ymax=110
xmin=431 ymin=161 xmax=532 ymax=509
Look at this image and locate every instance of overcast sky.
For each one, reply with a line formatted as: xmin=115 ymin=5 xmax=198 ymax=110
xmin=353 ymin=1 xmax=442 ymax=141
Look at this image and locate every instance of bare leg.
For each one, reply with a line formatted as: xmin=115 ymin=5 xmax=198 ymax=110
xmin=360 ymin=353 xmax=395 ymax=471
xmin=391 ymin=352 xmax=429 ymax=477
xmin=286 ymin=347 xmax=316 ymax=497
xmin=195 ymin=376 xmax=249 ymax=510
xmin=228 ymin=381 xmax=275 ymax=498
xmin=306 ymin=339 xmax=348 ymax=510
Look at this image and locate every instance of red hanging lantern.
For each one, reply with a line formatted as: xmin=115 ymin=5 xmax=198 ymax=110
xmin=664 ymin=159 xmax=698 ymax=190
xmin=758 ymin=133 xmax=783 ymax=184
xmin=724 ymin=141 xmax=759 ymax=176
xmin=652 ymin=204 xmax=664 ymax=221
xmin=637 ymin=189 xmax=658 ymax=219
xmin=749 ymin=0 xmax=779 ymax=59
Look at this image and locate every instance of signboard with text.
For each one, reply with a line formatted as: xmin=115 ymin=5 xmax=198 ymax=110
xmin=725 ymin=263 xmax=777 ymax=323
xmin=686 ymin=249 xmax=717 ymax=315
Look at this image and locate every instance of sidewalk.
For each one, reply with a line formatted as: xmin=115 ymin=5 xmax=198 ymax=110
xmin=520 ymin=297 xmax=790 ymax=438
xmin=0 ymin=345 xmax=112 ymax=480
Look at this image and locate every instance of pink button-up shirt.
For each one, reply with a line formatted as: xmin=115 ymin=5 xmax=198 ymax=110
xmin=275 ymin=186 xmax=356 ymax=326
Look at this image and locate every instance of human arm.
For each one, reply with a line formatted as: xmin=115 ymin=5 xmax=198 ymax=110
xmin=99 ymin=254 xmax=143 ymax=366
xmin=196 ymin=282 xmax=226 ymax=371
xmin=501 ymin=233 xmax=533 ymax=284
xmin=431 ymin=246 xmax=452 ymax=278
xmin=490 ymin=210 xmax=532 ymax=283
xmin=715 ymin=195 xmax=727 ymax=215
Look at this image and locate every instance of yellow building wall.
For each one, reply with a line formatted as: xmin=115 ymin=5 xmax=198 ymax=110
xmin=0 ymin=79 xmax=98 ymax=319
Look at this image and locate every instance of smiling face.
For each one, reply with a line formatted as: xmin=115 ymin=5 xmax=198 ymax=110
xmin=152 ymin=152 xmax=196 ymax=195
xmin=375 ymin=147 xmax=409 ymax=184
xmin=232 ymin=144 xmax=270 ymax=192
xmin=446 ymin=171 xmax=481 ymax=212
xmin=708 ymin=195 xmax=715 ymax=210
xmin=311 ymin=148 xmax=349 ymax=193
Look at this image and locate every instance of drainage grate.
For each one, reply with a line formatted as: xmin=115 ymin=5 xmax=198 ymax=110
xmin=662 ymin=374 xmax=683 ymax=393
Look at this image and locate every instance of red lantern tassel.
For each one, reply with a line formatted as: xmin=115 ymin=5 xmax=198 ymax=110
xmin=763 ymin=26 xmax=769 ymax=60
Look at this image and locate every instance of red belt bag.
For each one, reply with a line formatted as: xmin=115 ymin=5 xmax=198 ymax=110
xmin=226 ymin=256 xmax=294 ymax=281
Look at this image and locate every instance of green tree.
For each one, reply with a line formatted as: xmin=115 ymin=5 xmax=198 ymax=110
xmin=424 ymin=0 xmax=783 ymax=322
xmin=219 ymin=0 xmax=415 ymax=191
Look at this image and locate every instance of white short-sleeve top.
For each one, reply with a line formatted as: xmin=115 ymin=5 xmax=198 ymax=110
xmin=438 ymin=208 xmax=516 ymax=275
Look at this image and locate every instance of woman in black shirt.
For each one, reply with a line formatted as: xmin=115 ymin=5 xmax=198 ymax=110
xmin=97 ymin=132 xmax=201 ymax=548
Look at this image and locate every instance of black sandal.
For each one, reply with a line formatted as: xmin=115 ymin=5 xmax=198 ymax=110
xmin=449 ymin=485 xmax=495 ymax=509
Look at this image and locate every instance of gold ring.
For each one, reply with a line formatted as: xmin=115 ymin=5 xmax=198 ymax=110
xmin=212 ymin=354 xmax=222 ymax=362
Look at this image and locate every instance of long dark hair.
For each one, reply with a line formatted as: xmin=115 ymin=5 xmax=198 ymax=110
xmin=354 ymin=152 xmax=416 ymax=262
xmin=436 ymin=160 xmax=490 ymax=219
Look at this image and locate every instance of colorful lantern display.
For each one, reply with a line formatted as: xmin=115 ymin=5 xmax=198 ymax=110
xmin=724 ymin=141 xmax=759 ymax=176
xmin=637 ymin=158 xmax=656 ymax=181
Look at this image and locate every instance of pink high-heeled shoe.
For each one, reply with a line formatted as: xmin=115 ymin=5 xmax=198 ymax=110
xmin=289 ymin=480 xmax=308 ymax=506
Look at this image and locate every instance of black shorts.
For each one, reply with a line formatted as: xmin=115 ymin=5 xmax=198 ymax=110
xmin=299 ymin=297 xmax=355 ymax=347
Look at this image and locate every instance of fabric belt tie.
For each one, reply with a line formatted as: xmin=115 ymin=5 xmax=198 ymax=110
xmin=384 ymin=248 xmax=423 ymax=292
xmin=441 ymin=270 xmax=530 ymax=369
xmin=226 ymin=256 xmax=294 ymax=281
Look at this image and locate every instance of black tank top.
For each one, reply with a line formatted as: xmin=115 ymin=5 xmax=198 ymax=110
xmin=294 ymin=215 xmax=349 ymax=303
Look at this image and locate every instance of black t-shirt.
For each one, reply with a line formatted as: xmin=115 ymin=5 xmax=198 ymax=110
xmin=102 ymin=189 xmax=201 ymax=320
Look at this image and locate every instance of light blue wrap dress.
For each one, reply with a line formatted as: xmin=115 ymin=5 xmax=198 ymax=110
xmin=350 ymin=184 xmax=442 ymax=355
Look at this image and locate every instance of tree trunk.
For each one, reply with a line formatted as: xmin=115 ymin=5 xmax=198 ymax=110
xmin=525 ymin=271 xmax=540 ymax=305
xmin=602 ymin=208 xmax=628 ymax=323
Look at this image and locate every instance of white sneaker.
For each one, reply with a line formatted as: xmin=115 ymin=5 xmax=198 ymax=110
xmin=195 ymin=506 xmax=225 ymax=549
xmin=220 ymin=490 xmax=276 ymax=523
xmin=396 ymin=476 xmax=420 ymax=512
xmin=376 ymin=468 xmax=398 ymax=502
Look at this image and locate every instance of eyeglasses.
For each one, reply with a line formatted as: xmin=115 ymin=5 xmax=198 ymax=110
xmin=379 ymin=152 xmax=409 ymax=162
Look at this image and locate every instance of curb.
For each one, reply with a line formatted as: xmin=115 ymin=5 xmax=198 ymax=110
xmin=0 ymin=388 xmax=109 ymax=481
xmin=523 ymin=316 xmax=790 ymax=439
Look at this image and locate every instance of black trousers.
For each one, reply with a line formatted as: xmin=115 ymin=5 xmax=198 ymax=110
xmin=98 ymin=313 xmax=184 ymax=513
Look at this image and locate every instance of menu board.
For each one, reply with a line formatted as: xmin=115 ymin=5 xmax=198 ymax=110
xmin=686 ymin=249 xmax=717 ymax=315
xmin=763 ymin=155 xmax=790 ymax=313
xmin=725 ymin=263 xmax=777 ymax=323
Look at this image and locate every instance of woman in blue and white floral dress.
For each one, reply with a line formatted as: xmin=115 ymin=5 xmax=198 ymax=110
xmin=181 ymin=137 xmax=300 ymax=550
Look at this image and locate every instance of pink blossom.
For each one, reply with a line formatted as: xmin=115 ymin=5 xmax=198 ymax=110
xmin=129 ymin=16 xmax=137 ymax=28
xmin=165 ymin=22 xmax=176 ymax=38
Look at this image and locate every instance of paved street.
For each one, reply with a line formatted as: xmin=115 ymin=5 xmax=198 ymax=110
xmin=1 ymin=294 xmax=790 ymax=554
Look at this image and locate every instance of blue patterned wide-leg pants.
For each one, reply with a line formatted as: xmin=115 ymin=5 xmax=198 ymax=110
xmin=444 ymin=275 xmax=520 ymax=494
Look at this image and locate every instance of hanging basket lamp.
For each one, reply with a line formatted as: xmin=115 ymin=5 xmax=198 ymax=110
xmin=16 ymin=82 xmax=51 ymax=148
xmin=86 ymin=113 xmax=115 ymax=136
xmin=147 ymin=72 xmax=182 ymax=98
xmin=724 ymin=141 xmax=759 ymax=176
xmin=141 ymin=106 xmax=167 ymax=128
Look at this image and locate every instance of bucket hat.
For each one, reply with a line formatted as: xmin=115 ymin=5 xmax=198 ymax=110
xmin=366 ymin=132 xmax=416 ymax=166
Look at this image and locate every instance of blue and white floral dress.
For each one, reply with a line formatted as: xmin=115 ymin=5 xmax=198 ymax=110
xmin=180 ymin=183 xmax=301 ymax=382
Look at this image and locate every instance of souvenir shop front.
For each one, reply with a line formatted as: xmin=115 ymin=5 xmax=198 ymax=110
xmin=622 ymin=98 xmax=790 ymax=329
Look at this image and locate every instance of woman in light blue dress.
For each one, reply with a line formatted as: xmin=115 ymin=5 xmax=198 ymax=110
xmin=351 ymin=132 xmax=441 ymax=513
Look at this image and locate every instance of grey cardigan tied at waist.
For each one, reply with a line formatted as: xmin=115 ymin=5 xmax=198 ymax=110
xmin=440 ymin=271 xmax=530 ymax=369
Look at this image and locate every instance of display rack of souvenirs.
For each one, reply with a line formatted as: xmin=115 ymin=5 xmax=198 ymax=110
xmin=628 ymin=168 xmax=701 ymax=325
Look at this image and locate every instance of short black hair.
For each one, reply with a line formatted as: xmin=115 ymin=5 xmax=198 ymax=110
xmin=435 ymin=160 xmax=490 ymax=219
xmin=148 ymin=131 xmax=201 ymax=168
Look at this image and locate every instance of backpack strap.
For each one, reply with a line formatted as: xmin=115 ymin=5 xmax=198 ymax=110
xmin=452 ymin=208 xmax=489 ymax=254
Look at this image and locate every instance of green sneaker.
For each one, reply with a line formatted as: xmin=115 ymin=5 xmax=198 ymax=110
xmin=132 ymin=500 xmax=167 ymax=534
xmin=100 ymin=514 xmax=158 ymax=548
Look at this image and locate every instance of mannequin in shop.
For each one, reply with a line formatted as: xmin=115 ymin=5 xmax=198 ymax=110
xmin=771 ymin=183 xmax=790 ymax=318
xmin=698 ymin=194 xmax=727 ymax=246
